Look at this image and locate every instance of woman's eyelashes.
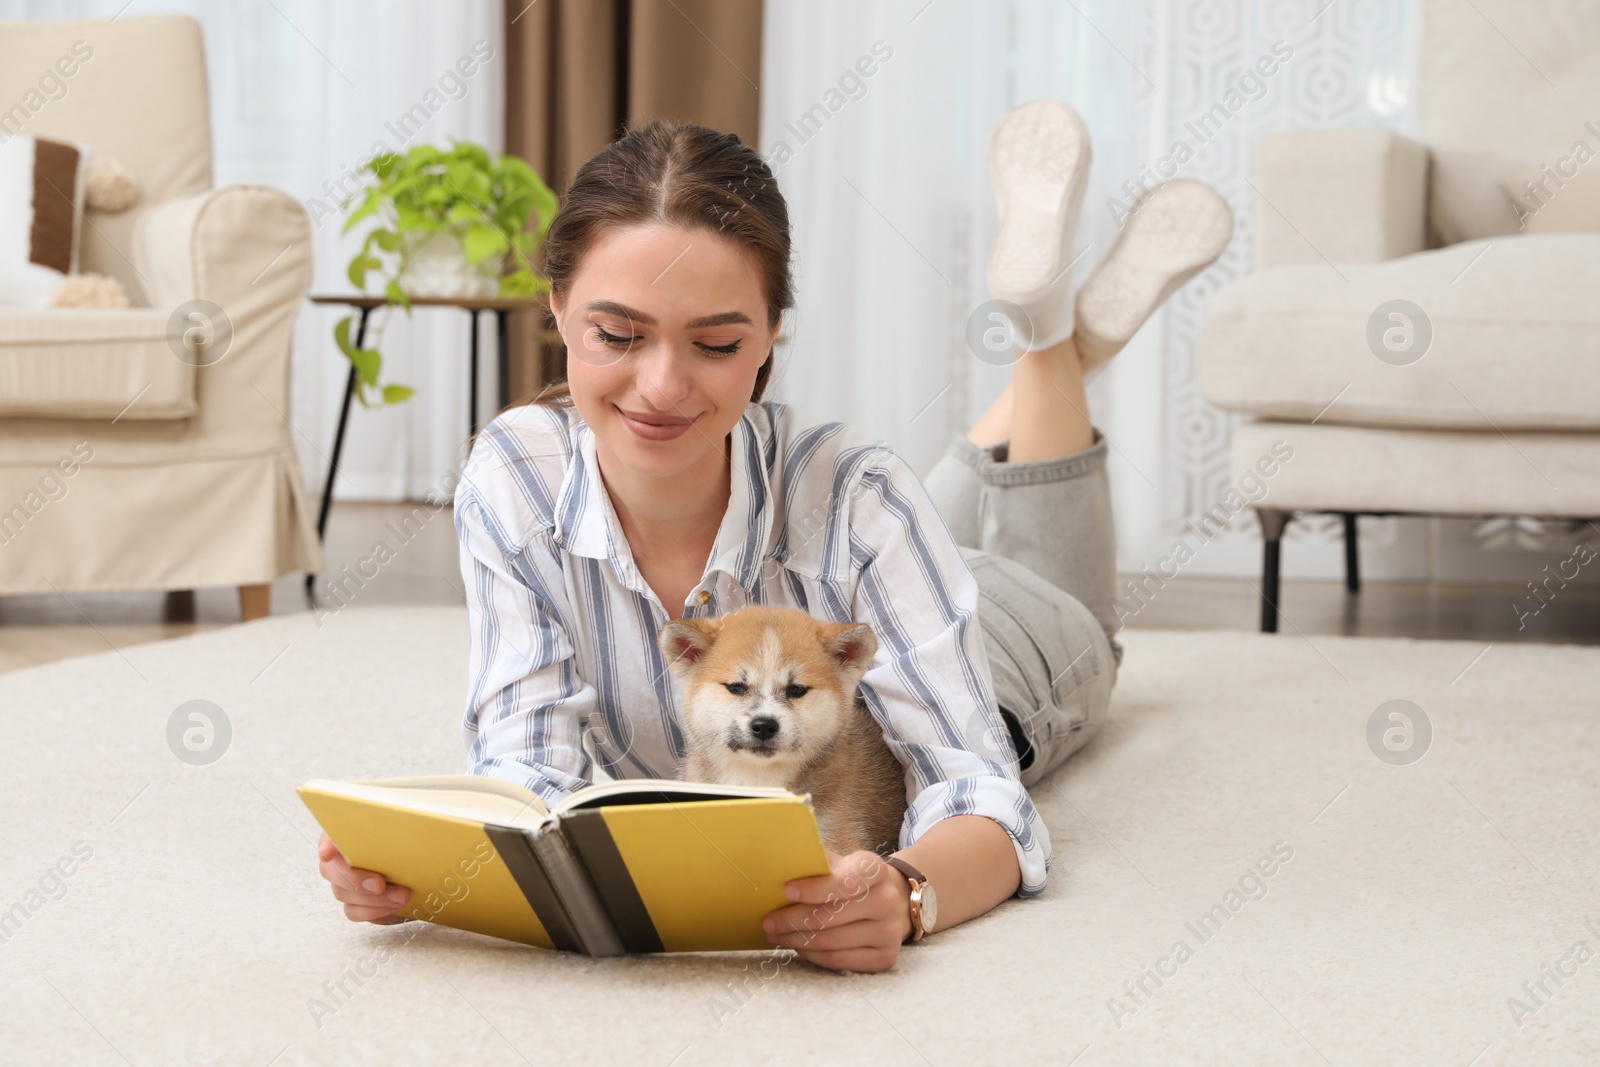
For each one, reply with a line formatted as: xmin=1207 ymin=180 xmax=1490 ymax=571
xmin=590 ymin=324 xmax=742 ymax=357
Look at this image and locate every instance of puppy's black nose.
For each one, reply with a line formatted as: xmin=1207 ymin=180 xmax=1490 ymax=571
xmin=749 ymin=716 xmax=780 ymax=741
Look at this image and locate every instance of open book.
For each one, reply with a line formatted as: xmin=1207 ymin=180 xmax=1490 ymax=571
xmin=298 ymin=775 xmax=831 ymax=955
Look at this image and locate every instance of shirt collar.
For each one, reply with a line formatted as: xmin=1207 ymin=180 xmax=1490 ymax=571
xmin=552 ymin=406 xmax=778 ymax=593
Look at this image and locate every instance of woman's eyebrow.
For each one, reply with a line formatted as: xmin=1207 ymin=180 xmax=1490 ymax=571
xmin=583 ymin=300 xmax=752 ymax=329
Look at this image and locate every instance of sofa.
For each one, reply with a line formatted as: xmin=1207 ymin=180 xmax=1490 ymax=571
xmin=1199 ymin=0 xmax=1600 ymax=631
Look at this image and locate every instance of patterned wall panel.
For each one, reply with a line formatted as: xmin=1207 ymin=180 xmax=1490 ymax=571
xmin=1148 ymin=0 xmax=1417 ymax=568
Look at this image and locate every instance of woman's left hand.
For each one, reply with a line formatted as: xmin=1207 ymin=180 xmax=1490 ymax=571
xmin=763 ymin=849 xmax=913 ymax=972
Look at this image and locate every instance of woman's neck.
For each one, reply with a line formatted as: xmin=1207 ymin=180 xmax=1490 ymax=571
xmin=593 ymin=434 xmax=733 ymax=559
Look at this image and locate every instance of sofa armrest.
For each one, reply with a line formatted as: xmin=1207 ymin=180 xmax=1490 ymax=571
xmin=1252 ymin=128 xmax=1429 ymax=270
xmin=130 ymin=185 xmax=312 ymax=440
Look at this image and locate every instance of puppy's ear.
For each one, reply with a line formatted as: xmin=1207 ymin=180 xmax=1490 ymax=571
xmin=658 ymin=618 xmax=722 ymax=674
xmin=821 ymin=622 xmax=877 ymax=680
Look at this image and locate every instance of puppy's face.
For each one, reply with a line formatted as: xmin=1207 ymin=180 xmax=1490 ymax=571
xmin=658 ymin=606 xmax=877 ymax=781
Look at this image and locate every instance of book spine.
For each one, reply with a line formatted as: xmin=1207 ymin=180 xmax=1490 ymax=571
xmin=561 ymin=809 xmax=665 ymax=954
xmin=482 ymin=824 xmax=584 ymax=953
xmin=529 ymin=825 xmax=627 ymax=957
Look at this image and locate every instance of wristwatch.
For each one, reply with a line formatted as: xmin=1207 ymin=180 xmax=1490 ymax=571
xmin=884 ymin=855 xmax=937 ymax=942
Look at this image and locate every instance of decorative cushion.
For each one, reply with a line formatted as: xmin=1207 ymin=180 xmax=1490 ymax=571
xmin=0 ymin=135 xmax=138 ymax=308
xmin=0 ymin=134 xmax=89 ymax=307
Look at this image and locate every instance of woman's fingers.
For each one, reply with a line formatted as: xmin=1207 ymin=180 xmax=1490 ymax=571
xmin=316 ymin=832 xmax=412 ymax=921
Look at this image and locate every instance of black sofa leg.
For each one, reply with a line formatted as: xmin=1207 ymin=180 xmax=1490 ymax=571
xmin=1257 ymin=509 xmax=1291 ymax=633
xmin=1342 ymin=512 xmax=1361 ymax=593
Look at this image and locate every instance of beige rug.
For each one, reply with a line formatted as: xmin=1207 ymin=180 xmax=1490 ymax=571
xmin=1 ymin=606 xmax=1595 ymax=1066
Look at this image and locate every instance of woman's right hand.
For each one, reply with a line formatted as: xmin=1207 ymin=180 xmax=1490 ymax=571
xmin=316 ymin=832 xmax=412 ymax=924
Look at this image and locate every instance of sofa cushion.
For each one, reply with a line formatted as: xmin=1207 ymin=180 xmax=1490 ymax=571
xmin=0 ymin=307 xmax=195 ymax=419
xmin=1200 ymin=234 xmax=1600 ymax=432
xmin=1420 ymin=0 xmax=1600 ymax=246
xmin=1235 ymin=419 xmax=1600 ymax=518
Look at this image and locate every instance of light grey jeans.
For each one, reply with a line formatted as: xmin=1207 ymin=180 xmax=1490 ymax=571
xmin=922 ymin=431 xmax=1121 ymax=787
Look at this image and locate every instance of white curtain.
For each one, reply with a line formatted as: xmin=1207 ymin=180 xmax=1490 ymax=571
xmin=758 ymin=0 xmax=1164 ymax=568
xmin=1 ymin=0 xmax=506 ymax=501
xmin=760 ymin=0 xmax=1420 ymax=576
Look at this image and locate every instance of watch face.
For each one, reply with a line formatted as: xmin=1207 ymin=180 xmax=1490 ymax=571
xmin=919 ymin=882 xmax=937 ymax=934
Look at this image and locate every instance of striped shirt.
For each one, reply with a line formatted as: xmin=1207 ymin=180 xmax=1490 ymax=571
xmin=454 ymin=399 xmax=1051 ymax=896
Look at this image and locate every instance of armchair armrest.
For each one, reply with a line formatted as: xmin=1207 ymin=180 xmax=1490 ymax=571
xmin=130 ymin=185 xmax=313 ymax=440
xmin=1252 ymin=128 xmax=1428 ymax=270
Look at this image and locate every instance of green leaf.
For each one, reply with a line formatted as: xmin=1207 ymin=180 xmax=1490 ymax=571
xmin=448 ymin=200 xmax=482 ymax=224
xmin=372 ymin=228 xmax=403 ymax=252
xmin=385 ymin=280 xmax=411 ymax=310
xmin=381 ymin=383 xmax=416 ymax=405
xmin=462 ymin=224 xmax=508 ymax=264
xmin=349 ymin=345 xmax=381 ymax=386
xmin=341 ymin=188 xmax=382 ymax=234
xmin=347 ymin=254 xmax=381 ymax=290
xmin=334 ymin=315 xmax=355 ymax=357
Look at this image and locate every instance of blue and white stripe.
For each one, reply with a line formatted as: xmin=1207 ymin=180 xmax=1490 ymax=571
xmin=454 ymin=399 xmax=1051 ymax=896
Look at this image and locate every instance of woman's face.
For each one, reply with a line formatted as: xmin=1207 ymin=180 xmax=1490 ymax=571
xmin=551 ymin=222 xmax=778 ymax=482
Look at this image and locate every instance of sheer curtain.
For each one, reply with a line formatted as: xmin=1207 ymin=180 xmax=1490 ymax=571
xmin=0 ymin=0 xmax=506 ymax=501
xmin=757 ymin=0 xmax=1163 ymax=567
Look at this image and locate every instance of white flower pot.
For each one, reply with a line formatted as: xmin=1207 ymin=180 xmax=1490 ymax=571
xmin=400 ymin=230 xmax=502 ymax=299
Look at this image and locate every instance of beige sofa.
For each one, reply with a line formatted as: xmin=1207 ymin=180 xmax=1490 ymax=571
xmin=1199 ymin=0 xmax=1600 ymax=631
xmin=0 ymin=14 xmax=321 ymax=618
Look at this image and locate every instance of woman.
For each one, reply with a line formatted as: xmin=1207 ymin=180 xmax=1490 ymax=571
xmin=316 ymin=101 xmax=1232 ymax=973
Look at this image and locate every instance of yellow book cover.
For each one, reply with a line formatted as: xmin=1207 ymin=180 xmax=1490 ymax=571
xmin=297 ymin=775 xmax=832 ymax=955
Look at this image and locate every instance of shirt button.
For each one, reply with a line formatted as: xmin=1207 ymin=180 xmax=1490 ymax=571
xmin=697 ymin=590 xmax=712 ymax=605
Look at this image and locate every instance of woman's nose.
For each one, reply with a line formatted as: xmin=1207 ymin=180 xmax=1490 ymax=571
xmin=634 ymin=344 xmax=693 ymax=409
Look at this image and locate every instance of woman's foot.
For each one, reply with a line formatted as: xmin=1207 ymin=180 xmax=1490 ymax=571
xmin=1073 ymin=179 xmax=1234 ymax=373
xmin=986 ymin=99 xmax=1092 ymax=351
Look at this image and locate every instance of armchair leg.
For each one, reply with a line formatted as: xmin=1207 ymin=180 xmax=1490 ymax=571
xmin=1342 ymin=512 xmax=1360 ymax=593
xmin=1257 ymin=509 xmax=1291 ymax=633
xmin=239 ymin=583 xmax=271 ymax=622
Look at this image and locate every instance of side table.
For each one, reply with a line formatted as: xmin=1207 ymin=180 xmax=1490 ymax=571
xmin=305 ymin=294 xmax=547 ymax=593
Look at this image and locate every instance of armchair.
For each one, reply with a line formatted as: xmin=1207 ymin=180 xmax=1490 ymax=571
xmin=0 ymin=14 xmax=322 ymax=618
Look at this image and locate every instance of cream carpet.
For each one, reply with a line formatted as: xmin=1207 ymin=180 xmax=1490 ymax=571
xmin=1 ymin=606 xmax=1596 ymax=1066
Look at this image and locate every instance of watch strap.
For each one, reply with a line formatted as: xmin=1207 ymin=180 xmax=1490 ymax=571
xmin=883 ymin=855 xmax=928 ymax=942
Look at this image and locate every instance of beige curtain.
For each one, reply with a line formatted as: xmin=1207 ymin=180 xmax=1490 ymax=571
xmin=503 ymin=0 xmax=764 ymax=401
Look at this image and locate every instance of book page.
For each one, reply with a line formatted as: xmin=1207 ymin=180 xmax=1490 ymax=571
xmin=554 ymin=777 xmax=799 ymax=816
xmin=311 ymin=776 xmax=553 ymax=831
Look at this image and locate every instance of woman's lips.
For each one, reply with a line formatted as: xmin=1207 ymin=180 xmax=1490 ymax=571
xmin=617 ymin=406 xmax=696 ymax=441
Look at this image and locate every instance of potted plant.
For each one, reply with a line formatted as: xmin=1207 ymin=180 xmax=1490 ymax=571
xmin=336 ymin=141 xmax=559 ymax=406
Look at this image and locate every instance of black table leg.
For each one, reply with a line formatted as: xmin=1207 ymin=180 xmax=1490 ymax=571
xmin=1256 ymin=508 xmax=1291 ymax=634
xmin=307 ymin=305 xmax=371 ymax=593
xmin=1343 ymin=512 xmax=1361 ymax=593
xmin=468 ymin=308 xmax=480 ymax=436
xmin=496 ymin=308 xmax=510 ymax=412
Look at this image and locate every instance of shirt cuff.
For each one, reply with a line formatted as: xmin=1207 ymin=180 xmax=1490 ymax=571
xmin=469 ymin=755 xmax=591 ymax=810
xmin=902 ymin=774 xmax=1051 ymax=898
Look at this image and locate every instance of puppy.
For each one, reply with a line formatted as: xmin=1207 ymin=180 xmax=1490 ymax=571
xmin=658 ymin=605 xmax=906 ymax=856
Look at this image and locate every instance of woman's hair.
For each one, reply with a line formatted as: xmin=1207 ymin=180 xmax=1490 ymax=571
xmin=528 ymin=118 xmax=794 ymax=407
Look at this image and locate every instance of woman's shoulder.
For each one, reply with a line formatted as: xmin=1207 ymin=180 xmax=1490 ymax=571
xmin=455 ymin=402 xmax=583 ymax=540
xmin=749 ymin=399 xmax=898 ymax=486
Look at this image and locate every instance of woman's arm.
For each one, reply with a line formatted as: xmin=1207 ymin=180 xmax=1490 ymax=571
xmin=763 ymin=814 xmax=1019 ymax=971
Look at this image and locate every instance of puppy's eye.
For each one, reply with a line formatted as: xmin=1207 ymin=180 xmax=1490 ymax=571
xmin=724 ymin=681 xmax=749 ymax=696
xmin=785 ymin=684 xmax=809 ymax=700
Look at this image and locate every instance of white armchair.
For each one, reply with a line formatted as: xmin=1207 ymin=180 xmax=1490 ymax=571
xmin=1199 ymin=0 xmax=1600 ymax=631
xmin=0 ymin=14 xmax=322 ymax=617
